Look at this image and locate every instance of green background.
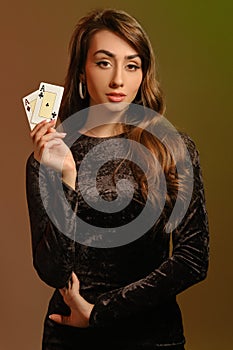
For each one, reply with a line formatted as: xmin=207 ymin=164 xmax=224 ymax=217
xmin=0 ymin=0 xmax=232 ymax=349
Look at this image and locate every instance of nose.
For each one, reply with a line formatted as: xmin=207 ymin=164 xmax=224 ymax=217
xmin=109 ymin=65 xmax=124 ymax=88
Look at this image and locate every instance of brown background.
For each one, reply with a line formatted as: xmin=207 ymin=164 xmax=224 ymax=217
xmin=0 ymin=0 xmax=232 ymax=349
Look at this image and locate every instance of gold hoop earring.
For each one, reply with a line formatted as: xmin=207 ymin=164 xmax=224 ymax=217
xmin=79 ymin=81 xmax=86 ymax=99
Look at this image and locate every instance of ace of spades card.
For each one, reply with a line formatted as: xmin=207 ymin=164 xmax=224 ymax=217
xmin=31 ymin=82 xmax=64 ymax=125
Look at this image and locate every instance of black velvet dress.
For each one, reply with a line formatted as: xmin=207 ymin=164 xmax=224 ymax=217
xmin=26 ymin=131 xmax=209 ymax=350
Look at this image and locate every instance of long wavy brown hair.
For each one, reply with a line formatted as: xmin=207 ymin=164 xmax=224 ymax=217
xmin=59 ymin=8 xmax=189 ymax=214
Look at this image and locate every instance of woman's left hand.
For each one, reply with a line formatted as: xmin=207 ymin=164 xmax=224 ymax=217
xmin=49 ymin=272 xmax=94 ymax=328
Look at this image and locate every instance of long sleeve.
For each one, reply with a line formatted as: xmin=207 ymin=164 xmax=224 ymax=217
xmin=26 ymin=153 xmax=78 ymax=288
xmin=89 ymin=135 xmax=209 ymax=327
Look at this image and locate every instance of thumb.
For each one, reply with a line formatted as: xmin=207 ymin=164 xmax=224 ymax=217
xmin=49 ymin=314 xmax=70 ymax=325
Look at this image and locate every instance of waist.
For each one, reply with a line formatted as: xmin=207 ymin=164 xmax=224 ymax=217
xmin=46 ymin=291 xmax=185 ymax=346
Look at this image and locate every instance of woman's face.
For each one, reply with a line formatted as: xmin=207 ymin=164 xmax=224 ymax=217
xmin=84 ymin=30 xmax=143 ymax=107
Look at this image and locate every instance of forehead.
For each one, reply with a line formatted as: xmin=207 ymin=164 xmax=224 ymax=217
xmin=88 ymin=30 xmax=138 ymax=55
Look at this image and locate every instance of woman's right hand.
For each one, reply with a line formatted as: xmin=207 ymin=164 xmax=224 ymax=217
xmin=30 ymin=120 xmax=77 ymax=189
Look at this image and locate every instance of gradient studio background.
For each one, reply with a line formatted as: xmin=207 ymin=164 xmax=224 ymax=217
xmin=0 ymin=0 xmax=232 ymax=349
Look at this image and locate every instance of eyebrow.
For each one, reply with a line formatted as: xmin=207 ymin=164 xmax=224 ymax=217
xmin=93 ymin=49 xmax=140 ymax=60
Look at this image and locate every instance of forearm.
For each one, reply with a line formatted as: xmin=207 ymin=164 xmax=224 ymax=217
xmin=89 ymin=226 xmax=209 ymax=327
xmin=33 ymin=220 xmax=75 ymax=288
xmin=62 ymin=167 xmax=77 ymax=190
xmin=26 ymin=153 xmax=78 ymax=288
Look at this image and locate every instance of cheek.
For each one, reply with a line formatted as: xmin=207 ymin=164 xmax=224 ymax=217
xmin=86 ymin=70 xmax=108 ymax=91
xmin=132 ymin=74 xmax=143 ymax=93
xmin=85 ymin=71 xmax=99 ymax=94
xmin=135 ymin=71 xmax=143 ymax=85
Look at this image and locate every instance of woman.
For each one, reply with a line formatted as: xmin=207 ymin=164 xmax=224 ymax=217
xmin=26 ymin=8 xmax=209 ymax=350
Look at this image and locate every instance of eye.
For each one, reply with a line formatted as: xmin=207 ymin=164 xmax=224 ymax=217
xmin=95 ymin=61 xmax=111 ymax=69
xmin=126 ymin=64 xmax=141 ymax=71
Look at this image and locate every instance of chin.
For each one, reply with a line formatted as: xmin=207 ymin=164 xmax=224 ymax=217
xmin=102 ymin=101 xmax=130 ymax=113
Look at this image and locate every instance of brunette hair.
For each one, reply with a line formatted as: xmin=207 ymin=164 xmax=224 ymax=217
xmin=60 ymin=8 xmax=165 ymax=119
xmin=59 ymin=8 xmax=189 ymax=215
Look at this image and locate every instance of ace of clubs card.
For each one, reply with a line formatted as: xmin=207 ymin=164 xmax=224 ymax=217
xmin=31 ymin=82 xmax=64 ymax=124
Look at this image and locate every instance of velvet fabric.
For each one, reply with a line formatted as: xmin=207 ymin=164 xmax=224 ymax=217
xmin=26 ymin=132 xmax=209 ymax=349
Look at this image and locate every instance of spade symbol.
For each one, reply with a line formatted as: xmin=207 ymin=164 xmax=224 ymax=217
xmin=46 ymin=103 xmax=49 ymax=107
xmin=27 ymin=106 xmax=31 ymax=112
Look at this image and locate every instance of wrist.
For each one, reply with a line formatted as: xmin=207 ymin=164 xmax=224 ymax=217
xmin=62 ymin=166 xmax=77 ymax=190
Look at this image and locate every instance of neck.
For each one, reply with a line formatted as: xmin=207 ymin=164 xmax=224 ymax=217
xmin=80 ymin=124 xmax=124 ymax=138
xmin=79 ymin=102 xmax=129 ymax=137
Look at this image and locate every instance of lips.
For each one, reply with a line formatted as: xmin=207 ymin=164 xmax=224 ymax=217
xmin=106 ymin=92 xmax=126 ymax=102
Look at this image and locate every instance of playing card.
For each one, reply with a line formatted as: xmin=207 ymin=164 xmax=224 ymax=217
xmin=31 ymin=82 xmax=64 ymax=124
xmin=22 ymin=90 xmax=38 ymax=130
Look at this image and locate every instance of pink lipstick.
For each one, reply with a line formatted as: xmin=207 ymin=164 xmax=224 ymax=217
xmin=106 ymin=92 xmax=126 ymax=102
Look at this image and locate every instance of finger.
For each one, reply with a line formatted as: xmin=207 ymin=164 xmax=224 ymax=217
xmin=68 ymin=279 xmax=72 ymax=290
xmin=49 ymin=314 xmax=70 ymax=325
xmin=39 ymin=138 xmax=62 ymax=153
xmin=31 ymin=120 xmax=55 ymax=137
xmin=39 ymin=131 xmax=66 ymax=143
xmin=58 ymin=287 xmax=67 ymax=297
xmin=38 ymin=133 xmax=66 ymax=154
xmin=37 ymin=132 xmax=66 ymax=155
xmin=30 ymin=120 xmax=47 ymax=136
xmin=58 ymin=287 xmax=73 ymax=308
xmin=47 ymin=127 xmax=57 ymax=134
xmin=68 ymin=272 xmax=80 ymax=294
xmin=71 ymin=272 xmax=79 ymax=285
xmin=37 ymin=139 xmax=61 ymax=161
xmin=31 ymin=120 xmax=56 ymax=141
